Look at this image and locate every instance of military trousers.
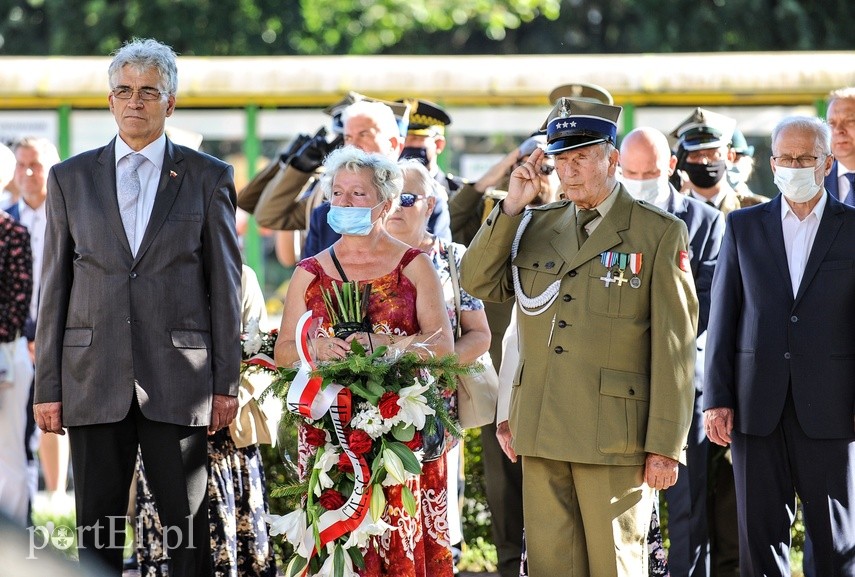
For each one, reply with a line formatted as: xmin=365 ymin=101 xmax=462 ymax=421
xmin=522 ymin=456 xmax=653 ymax=577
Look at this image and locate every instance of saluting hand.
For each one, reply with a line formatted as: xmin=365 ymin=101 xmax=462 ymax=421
xmin=502 ymin=148 xmax=546 ymax=217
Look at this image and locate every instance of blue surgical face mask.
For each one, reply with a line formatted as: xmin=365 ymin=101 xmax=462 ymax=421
xmin=327 ymin=202 xmax=384 ymax=236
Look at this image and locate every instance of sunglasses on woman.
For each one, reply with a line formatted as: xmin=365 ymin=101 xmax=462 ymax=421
xmin=399 ymin=193 xmax=427 ymax=207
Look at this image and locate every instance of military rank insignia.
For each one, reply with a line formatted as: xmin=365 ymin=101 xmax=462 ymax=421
xmin=599 ymin=251 xmax=643 ymax=288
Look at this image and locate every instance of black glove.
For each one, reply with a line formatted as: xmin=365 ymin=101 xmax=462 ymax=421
xmin=289 ymin=128 xmax=331 ymax=173
xmin=278 ymin=133 xmax=313 ymax=164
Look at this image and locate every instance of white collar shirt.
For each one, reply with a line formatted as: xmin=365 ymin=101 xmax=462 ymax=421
xmin=781 ymin=192 xmax=827 ymax=296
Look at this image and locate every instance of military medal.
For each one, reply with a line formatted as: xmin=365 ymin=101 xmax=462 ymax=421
xmin=629 ymin=253 xmax=643 ymax=289
xmin=613 ymin=252 xmax=629 ymax=286
xmin=600 ymin=251 xmax=618 ymax=287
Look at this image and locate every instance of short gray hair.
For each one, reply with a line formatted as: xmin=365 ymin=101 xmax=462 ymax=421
xmin=108 ymin=38 xmax=178 ymax=95
xmin=320 ymin=146 xmax=403 ymax=203
xmin=398 ymin=159 xmax=443 ymax=198
xmin=341 ymin=101 xmax=399 ymax=139
xmin=13 ymin=136 xmax=60 ymax=169
xmin=770 ymin=116 xmax=831 ymax=156
xmin=828 ymin=86 xmax=855 ymax=105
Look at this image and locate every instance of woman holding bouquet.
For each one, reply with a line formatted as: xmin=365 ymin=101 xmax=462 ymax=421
xmin=275 ymin=146 xmax=455 ymax=576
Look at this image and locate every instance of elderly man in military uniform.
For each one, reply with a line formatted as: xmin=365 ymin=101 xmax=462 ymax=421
xmin=460 ymin=98 xmax=698 ymax=577
xmin=672 ymin=108 xmax=766 ymax=215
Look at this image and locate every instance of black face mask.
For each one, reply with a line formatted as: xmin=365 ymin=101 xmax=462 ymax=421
xmin=400 ymin=147 xmax=429 ymax=167
xmin=683 ymin=160 xmax=727 ymax=188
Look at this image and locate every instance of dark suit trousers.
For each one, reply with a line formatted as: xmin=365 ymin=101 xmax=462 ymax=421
xmin=731 ymin=390 xmax=855 ymax=577
xmin=68 ymin=396 xmax=210 ymax=576
xmin=664 ymin=388 xmax=710 ymax=577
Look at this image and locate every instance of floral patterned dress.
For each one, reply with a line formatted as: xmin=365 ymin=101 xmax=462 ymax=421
xmin=298 ymin=248 xmax=454 ymax=577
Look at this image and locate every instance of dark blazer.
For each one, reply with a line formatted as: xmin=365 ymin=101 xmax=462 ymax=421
xmin=824 ymin=160 xmax=840 ymax=201
xmin=34 ymin=137 xmax=242 ymax=428
xmin=667 ymin=188 xmax=725 ymax=339
xmin=704 ymin=193 xmax=855 ymax=438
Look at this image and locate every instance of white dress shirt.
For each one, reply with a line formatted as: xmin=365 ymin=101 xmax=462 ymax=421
xmin=114 ymin=134 xmax=166 ymax=256
xmin=781 ymin=192 xmax=827 ymax=295
xmin=836 ymin=162 xmax=854 ymax=204
xmin=17 ymin=199 xmax=47 ymax=321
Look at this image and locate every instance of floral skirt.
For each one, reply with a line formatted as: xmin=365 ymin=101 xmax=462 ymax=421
xmin=135 ymin=429 xmax=277 ymax=577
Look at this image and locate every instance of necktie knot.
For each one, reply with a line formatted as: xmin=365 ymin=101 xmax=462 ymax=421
xmin=845 ymin=172 xmax=855 ymax=186
xmin=576 ymin=208 xmax=599 ymax=246
xmin=126 ymin=152 xmax=146 ymax=171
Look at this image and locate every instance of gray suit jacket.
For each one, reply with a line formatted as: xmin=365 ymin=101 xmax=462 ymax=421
xmin=35 ymin=137 xmax=242 ymax=427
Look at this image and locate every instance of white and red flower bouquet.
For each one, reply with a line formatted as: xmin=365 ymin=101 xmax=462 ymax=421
xmin=262 ymin=304 xmax=468 ymax=577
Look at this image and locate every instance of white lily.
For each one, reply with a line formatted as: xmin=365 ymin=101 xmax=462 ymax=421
xmin=342 ymin=514 xmax=396 ymax=549
xmin=313 ymin=444 xmax=340 ymax=496
xmin=315 ymin=543 xmax=357 ymax=577
xmin=264 ymin=510 xmax=311 ymax=557
xmin=381 ymin=448 xmax=407 ymax=485
xmin=242 ymin=317 xmax=262 ymax=355
xmin=394 ymin=381 xmax=436 ymax=430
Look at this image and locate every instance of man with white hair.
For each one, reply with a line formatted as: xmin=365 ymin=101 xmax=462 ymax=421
xmin=302 ymin=99 xmax=451 ymax=257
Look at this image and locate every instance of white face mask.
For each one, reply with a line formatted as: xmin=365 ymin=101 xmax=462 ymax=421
xmin=620 ymin=175 xmax=669 ymax=204
xmin=773 ymin=166 xmax=822 ymax=204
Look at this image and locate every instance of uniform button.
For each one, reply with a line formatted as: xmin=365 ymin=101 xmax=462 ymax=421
xmin=563 ymin=294 xmax=572 ymax=302
xmin=486 ymin=218 xmax=493 ymax=225
xmin=554 ymin=346 xmax=564 ymax=354
xmin=545 ymin=261 xmax=555 ymax=269
xmin=533 ymin=262 xmax=539 ymax=268
xmin=629 ymin=388 xmax=635 ymax=396
xmin=784 ymin=352 xmax=791 ymax=359
xmin=558 ymin=320 xmax=567 ymax=328
xmin=790 ymin=315 xmax=798 ymax=323
xmin=129 ymin=272 xmax=138 ymax=278
xmin=568 ymin=270 xmax=577 ymax=277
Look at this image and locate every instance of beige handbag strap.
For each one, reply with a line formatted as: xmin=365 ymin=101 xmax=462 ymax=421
xmin=445 ymin=242 xmax=463 ymax=341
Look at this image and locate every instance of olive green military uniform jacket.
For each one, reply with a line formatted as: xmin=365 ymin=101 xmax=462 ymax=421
xmin=460 ymin=186 xmax=698 ymax=465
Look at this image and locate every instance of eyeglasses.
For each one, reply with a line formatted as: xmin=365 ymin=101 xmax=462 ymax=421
xmin=399 ymin=193 xmax=427 ymax=207
xmin=771 ymin=155 xmax=824 ymax=168
xmin=111 ymin=86 xmax=166 ymax=101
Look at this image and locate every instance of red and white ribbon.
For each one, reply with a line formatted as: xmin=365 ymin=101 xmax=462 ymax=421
xmin=287 ymin=311 xmax=373 ymax=570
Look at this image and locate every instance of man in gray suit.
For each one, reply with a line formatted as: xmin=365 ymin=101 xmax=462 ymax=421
xmin=33 ymin=38 xmax=241 ymax=575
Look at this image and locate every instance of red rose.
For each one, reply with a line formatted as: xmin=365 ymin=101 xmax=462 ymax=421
xmin=378 ymin=392 xmax=401 ymax=419
xmin=404 ymin=431 xmax=423 ymax=451
xmin=347 ymin=430 xmax=373 ymax=455
xmin=319 ymin=489 xmax=346 ymax=510
xmin=303 ymin=425 xmax=327 ymax=447
xmin=338 ymin=452 xmax=354 ymax=473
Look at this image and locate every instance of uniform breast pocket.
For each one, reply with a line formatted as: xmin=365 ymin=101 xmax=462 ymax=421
xmin=512 ymin=250 xmax=565 ymax=298
xmin=586 ymin=264 xmax=639 ymax=318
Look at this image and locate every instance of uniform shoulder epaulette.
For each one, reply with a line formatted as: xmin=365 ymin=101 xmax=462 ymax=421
xmin=635 ymin=199 xmax=679 ymax=221
xmin=529 ymin=199 xmax=571 ymax=212
xmin=446 ymin=173 xmax=469 ymax=189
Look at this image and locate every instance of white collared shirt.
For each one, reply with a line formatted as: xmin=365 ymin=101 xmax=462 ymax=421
xmin=575 ymin=181 xmax=620 ymax=236
xmin=18 ymin=198 xmax=47 ymax=320
xmin=115 ymin=134 xmax=166 ymax=255
xmin=690 ymin=188 xmax=725 ymax=208
xmin=781 ymin=192 xmax=827 ymax=295
xmin=836 ymin=162 xmax=854 ymax=204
